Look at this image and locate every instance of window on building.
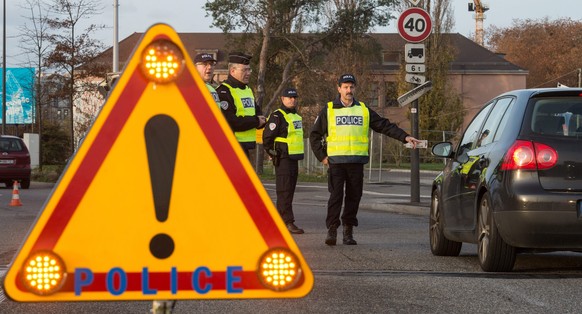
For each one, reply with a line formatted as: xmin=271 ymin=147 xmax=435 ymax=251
xmin=382 ymin=51 xmax=400 ymax=65
xmin=385 ymin=82 xmax=399 ymax=107
xmin=368 ymin=83 xmax=379 ymax=107
xmin=367 ymin=81 xmax=400 ymax=108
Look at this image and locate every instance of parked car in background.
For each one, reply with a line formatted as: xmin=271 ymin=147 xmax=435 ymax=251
xmin=430 ymin=88 xmax=582 ymax=272
xmin=0 ymin=135 xmax=31 ymax=189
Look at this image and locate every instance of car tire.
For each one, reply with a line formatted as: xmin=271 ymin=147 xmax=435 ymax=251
xmin=429 ymin=189 xmax=462 ymax=256
xmin=20 ymin=179 xmax=30 ymax=189
xmin=477 ymin=192 xmax=516 ymax=272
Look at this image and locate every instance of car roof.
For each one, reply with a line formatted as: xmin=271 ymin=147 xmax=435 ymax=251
xmin=499 ymin=88 xmax=582 ymax=98
xmin=0 ymin=135 xmax=23 ymax=140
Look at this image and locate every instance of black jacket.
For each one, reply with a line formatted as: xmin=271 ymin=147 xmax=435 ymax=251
xmin=309 ymin=96 xmax=409 ymax=164
xmin=263 ymin=105 xmax=304 ymax=160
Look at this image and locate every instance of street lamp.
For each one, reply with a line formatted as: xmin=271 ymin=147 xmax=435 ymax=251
xmin=2 ymin=0 xmax=6 ymax=134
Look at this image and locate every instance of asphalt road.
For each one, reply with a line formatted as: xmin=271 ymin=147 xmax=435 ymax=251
xmin=2 ymin=176 xmax=582 ymax=313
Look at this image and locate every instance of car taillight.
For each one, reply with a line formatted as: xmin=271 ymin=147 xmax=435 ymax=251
xmin=534 ymin=142 xmax=558 ymax=169
xmin=501 ymin=140 xmax=558 ymax=170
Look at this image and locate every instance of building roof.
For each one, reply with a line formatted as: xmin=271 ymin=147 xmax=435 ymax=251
xmin=94 ymin=32 xmax=526 ymax=75
xmin=369 ymin=33 xmax=525 ymax=73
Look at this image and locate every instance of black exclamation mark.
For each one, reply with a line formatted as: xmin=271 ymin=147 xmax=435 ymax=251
xmin=145 ymin=114 xmax=179 ymax=259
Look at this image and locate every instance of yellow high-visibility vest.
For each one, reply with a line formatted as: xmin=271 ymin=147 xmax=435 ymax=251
xmin=326 ymin=102 xmax=370 ymax=157
xmin=274 ymin=109 xmax=304 ymax=156
xmin=206 ymin=83 xmax=220 ymax=108
xmin=223 ymin=83 xmax=256 ymax=143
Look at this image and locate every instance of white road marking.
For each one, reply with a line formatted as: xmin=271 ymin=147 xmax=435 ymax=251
xmin=0 ymin=266 xmax=6 ymax=304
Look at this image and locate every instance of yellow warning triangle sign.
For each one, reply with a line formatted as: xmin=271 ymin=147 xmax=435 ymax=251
xmin=3 ymin=24 xmax=313 ymax=301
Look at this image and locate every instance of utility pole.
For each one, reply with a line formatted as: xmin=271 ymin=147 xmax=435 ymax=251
xmin=113 ymin=0 xmax=119 ymax=72
xmin=2 ymin=0 xmax=6 ymax=134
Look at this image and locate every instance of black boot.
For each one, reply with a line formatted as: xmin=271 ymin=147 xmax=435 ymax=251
xmin=286 ymin=223 xmax=304 ymax=234
xmin=343 ymin=225 xmax=357 ymax=245
xmin=325 ymin=225 xmax=337 ymax=246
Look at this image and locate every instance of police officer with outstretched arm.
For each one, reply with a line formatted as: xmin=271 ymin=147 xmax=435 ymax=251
xmin=217 ymin=52 xmax=266 ymax=158
xmin=309 ymin=74 xmax=422 ymax=246
xmin=263 ymin=88 xmax=305 ymax=234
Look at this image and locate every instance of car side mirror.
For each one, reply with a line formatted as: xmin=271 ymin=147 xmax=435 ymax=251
xmin=432 ymin=142 xmax=453 ymax=158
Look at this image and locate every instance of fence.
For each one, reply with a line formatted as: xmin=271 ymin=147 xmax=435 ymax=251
xmin=262 ymin=129 xmax=459 ymax=183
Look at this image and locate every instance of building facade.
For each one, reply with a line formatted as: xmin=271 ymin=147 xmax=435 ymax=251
xmin=92 ymin=32 xmax=527 ymax=131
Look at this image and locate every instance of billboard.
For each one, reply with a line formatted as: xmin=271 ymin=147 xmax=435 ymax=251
xmin=0 ymin=67 xmax=35 ymax=124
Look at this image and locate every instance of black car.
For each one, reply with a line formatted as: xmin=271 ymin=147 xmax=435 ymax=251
xmin=0 ymin=135 xmax=31 ymax=189
xmin=430 ymin=88 xmax=582 ymax=272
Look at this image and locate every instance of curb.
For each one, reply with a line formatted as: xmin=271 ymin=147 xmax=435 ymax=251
xmin=359 ymin=202 xmax=429 ymax=216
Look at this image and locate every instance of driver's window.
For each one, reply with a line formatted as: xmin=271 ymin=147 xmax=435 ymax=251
xmin=457 ymin=103 xmax=493 ymax=157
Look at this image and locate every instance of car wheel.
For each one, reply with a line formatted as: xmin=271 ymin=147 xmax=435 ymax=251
xmin=429 ymin=189 xmax=462 ymax=256
xmin=477 ymin=192 xmax=516 ymax=272
xmin=20 ymin=179 xmax=30 ymax=189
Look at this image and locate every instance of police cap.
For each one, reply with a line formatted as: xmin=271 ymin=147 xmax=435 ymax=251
xmin=194 ymin=53 xmax=216 ymax=63
xmin=338 ymin=73 xmax=357 ymax=86
xmin=281 ymin=88 xmax=298 ymax=98
xmin=228 ymin=51 xmax=252 ymax=65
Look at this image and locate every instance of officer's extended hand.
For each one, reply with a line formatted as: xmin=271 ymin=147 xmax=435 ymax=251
xmin=257 ymin=115 xmax=267 ymax=128
xmin=405 ymin=136 xmax=422 ymax=149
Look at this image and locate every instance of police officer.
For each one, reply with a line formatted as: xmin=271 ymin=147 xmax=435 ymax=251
xmin=263 ymin=88 xmax=304 ymax=234
xmin=309 ymin=74 xmax=422 ymax=246
xmin=217 ymin=52 xmax=266 ymax=158
xmin=194 ymin=53 xmax=220 ymax=106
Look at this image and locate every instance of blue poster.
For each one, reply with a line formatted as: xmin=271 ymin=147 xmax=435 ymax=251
xmin=0 ymin=67 xmax=35 ymax=124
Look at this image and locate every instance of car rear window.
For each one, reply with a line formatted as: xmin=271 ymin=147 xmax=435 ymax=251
xmin=0 ymin=139 xmax=24 ymax=152
xmin=530 ymin=97 xmax=582 ymax=137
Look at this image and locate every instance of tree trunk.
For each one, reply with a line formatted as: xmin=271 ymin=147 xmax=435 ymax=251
xmin=254 ymin=0 xmax=273 ymax=175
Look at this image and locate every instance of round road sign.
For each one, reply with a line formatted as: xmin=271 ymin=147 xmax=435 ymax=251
xmin=397 ymin=7 xmax=432 ymax=43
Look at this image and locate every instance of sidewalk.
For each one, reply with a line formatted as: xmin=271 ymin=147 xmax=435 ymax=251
xmin=262 ymin=169 xmax=437 ymax=217
xmin=360 ymin=169 xmax=434 ymax=216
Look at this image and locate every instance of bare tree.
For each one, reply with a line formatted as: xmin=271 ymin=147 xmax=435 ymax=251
xmin=18 ymin=0 xmax=53 ymax=167
xmin=205 ymin=0 xmax=400 ymax=172
xmin=44 ymin=0 xmax=106 ymax=154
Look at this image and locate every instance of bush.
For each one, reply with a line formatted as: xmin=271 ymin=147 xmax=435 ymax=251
xmin=32 ymin=165 xmax=65 ymax=183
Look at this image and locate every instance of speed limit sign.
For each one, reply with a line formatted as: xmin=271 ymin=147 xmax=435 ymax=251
xmin=397 ymin=7 xmax=432 ymax=43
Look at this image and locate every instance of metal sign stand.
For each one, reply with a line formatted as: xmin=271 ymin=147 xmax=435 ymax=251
xmin=410 ymin=100 xmax=420 ymax=203
xmin=152 ymin=300 xmax=176 ymax=314
xmin=398 ymin=1 xmax=432 ymax=204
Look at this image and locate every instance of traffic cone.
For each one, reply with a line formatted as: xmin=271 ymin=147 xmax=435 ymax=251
xmin=9 ymin=180 xmax=22 ymax=206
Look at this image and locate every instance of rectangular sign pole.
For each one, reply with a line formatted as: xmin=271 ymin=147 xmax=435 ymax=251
xmin=410 ymin=99 xmax=420 ymax=203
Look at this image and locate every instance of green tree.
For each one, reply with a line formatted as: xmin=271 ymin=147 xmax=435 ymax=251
xmin=487 ymin=18 xmax=582 ymax=88
xmin=41 ymin=120 xmax=71 ymax=165
xmin=395 ymin=0 xmax=463 ymax=149
xmin=422 ymin=0 xmax=463 ymax=144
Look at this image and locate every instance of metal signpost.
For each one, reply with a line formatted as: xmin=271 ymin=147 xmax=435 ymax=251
xmin=397 ymin=3 xmax=432 ymax=203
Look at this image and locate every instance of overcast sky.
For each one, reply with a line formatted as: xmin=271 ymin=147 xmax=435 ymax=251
xmin=3 ymin=0 xmax=582 ymax=67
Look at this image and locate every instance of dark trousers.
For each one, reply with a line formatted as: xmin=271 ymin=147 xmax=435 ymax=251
xmin=275 ymin=158 xmax=299 ymax=224
xmin=326 ymin=163 xmax=364 ymax=229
